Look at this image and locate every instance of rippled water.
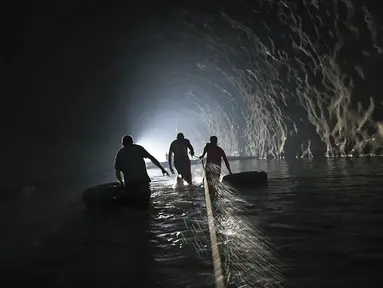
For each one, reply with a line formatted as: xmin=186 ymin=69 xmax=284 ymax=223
xmin=1 ymin=158 xmax=383 ymax=287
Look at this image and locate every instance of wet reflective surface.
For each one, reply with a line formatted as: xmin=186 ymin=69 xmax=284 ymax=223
xmin=1 ymin=158 xmax=383 ymax=287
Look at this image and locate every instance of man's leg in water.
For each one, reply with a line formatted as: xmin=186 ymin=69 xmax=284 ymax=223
xmin=174 ymin=160 xmax=183 ymax=179
xmin=175 ymin=158 xmax=192 ymax=184
xmin=184 ymin=158 xmax=192 ymax=185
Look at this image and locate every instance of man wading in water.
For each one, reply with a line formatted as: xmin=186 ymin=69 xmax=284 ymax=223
xmin=168 ymin=133 xmax=195 ymax=185
xmin=199 ymin=136 xmax=232 ymax=200
xmin=114 ymin=135 xmax=169 ymax=208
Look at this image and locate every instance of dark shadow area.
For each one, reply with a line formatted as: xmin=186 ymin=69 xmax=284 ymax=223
xmin=0 ymin=168 xmax=165 ymax=287
xmin=0 ymin=205 xmax=159 ymax=287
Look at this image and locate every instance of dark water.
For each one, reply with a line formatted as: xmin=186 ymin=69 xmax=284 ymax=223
xmin=1 ymin=158 xmax=383 ymax=287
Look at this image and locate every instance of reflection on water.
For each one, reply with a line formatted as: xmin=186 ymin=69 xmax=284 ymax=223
xmin=1 ymin=158 xmax=383 ymax=287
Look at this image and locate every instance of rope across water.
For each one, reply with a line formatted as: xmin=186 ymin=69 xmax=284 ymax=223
xmin=200 ymin=158 xmax=225 ymax=288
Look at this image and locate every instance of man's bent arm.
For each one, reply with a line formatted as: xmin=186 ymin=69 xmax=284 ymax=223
xmin=199 ymin=144 xmax=208 ymax=159
xmin=222 ymin=151 xmax=232 ymax=173
xmin=168 ymin=145 xmax=173 ymax=170
xmin=115 ymin=169 xmax=124 ymax=185
xmin=187 ymin=140 xmax=195 ymax=156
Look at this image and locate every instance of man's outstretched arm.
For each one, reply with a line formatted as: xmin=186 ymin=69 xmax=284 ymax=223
xmin=149 ymin=154 xmax=169 ymax=175
xmin=142 ymin=148 xmax=169 ymax=175
xmin=199 ymin=144 xmax=208 ymax=159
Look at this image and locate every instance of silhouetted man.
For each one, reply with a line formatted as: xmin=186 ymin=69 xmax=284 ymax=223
xmin=199 ymin=136 xmax=232 ymax=194
xmin=115 ymin=135 xmax=169 ymax=207
xmin=168 ymin=133 xmax=195 ymax=185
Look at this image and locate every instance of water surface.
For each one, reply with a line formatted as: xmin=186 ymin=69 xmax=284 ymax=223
xmin=1 ymin=158 xmax=383 ymax=287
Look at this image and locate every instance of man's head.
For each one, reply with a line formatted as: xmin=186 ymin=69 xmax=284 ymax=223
xmin=210 ymin=136 xmax=218 ymax=145
xmin=122 ymin=135 xmax=134 ymax=146
xmin=177 ymin=132 xmax=184 ymax=140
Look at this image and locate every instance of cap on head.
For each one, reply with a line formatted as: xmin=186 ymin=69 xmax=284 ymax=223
xmin=210 ymin=136 xmax=218 ymax=144
xmin=177 ymin=132 xmax=184 ymax=140
xmin=122 ymin=135 xmax=134 ymax=146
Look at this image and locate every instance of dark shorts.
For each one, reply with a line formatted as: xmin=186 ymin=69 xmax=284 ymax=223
xmin=124 ymin=180 xmax=150 ymax=192
xmin=174 ymin=157 xmax=191 ymax=176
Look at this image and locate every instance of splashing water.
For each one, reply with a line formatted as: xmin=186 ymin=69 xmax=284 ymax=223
xmin=185 ymin=166 xmax=283 ymax=287
xmin=214 ymin=182 xmax=284 ymax=287
xmin=182 ymin=0 xmax=383 ymax=158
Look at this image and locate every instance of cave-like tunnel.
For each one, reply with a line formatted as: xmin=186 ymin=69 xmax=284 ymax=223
xmin=4 ymin=0 xmax=383 ymax=184
xmin=4 ymin=1 xmax=383 ymax=288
